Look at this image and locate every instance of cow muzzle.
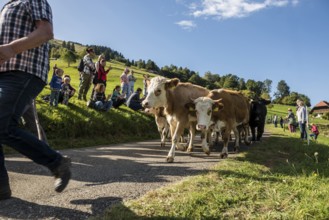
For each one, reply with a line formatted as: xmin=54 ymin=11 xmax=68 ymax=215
xmin=196 ymin=124 xmax=207 ymax=131
xmin=142 ymin=101 xmax=149 ymax=108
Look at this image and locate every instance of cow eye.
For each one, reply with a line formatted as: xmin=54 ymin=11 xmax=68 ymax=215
xmin=155 ymin=89 xmax=161 ymax=96
xmin=207 ymin=109 xmax=212 ymax=115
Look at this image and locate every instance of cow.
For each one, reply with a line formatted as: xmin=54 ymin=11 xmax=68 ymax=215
xmin=145 ymin=107 xmax=170 ymax=147
xmin=142 ymin=76 xmax=209 ymax=163
xmin=249 ymin=98 xmax=271 ymax=141
xmin=187 ymin=89 xmax=251 ymax=158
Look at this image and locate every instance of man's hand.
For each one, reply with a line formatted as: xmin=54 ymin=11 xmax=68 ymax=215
xmin=0 ymin=44 xmax=16 ymax=65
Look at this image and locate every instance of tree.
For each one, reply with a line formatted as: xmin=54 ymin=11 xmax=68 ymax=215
xmin=275 ymin=80 xmax=290 ymax=99
xmin=61 ymin=49 xmax=77 ymax=67
xmin=188 ymin=74 xmax=207 ymax=87
xmin=262 ymin=79 xmax=272 ymax=94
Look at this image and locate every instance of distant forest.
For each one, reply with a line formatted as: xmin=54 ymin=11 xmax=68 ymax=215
xmin=50 ymin=40 xmax=311 ymax=107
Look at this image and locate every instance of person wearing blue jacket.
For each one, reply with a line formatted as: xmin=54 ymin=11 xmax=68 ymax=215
xmin=126 ymin=88 xmax=144 ymax=111
xmin=49 ymin=68 xmax=64 ymax=107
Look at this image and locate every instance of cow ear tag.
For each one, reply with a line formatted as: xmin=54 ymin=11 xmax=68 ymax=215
xmin=213 ymin=107 xmax=219 ymax=112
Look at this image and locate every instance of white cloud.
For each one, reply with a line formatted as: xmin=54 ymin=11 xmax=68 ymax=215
xmin=190 ymin=0 xmax=298 ymax=19
xmin=175 ymin=20 xmax=197 ymax=30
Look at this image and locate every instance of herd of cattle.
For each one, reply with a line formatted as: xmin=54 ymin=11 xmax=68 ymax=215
xmin=142 ymin=76 xmax=270 ymax=163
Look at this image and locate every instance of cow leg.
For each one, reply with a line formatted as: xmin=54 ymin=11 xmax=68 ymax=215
xmin=187 ymin=124 xmax=196 ymax=153
xmin=200 ymin=130 xmax=210 ymax=155
xmin=250 ymin=126 xmax=256 ymax=142
xmin=208 ymin=130 xmax=214 ymax=148
xmin=243 ymin=124 xmax=251 ymax=146
xmin=160 ymin=128 xmax=166 ymax=147
xmin=167 ymin=122 xmax=185 ymax=163
xmin=232 ymin=127 xmax=239 ymax=153
xmin=257 ymin=124 xmax=265 ymax=141
xmin=220 ymin=129 xmax=230 ymax=159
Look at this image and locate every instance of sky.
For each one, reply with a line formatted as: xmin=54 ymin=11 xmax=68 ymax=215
xmin=1 ymin=0 xmax=328 ymax=106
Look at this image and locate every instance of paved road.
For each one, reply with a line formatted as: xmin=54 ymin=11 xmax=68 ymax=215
xmin=0 ymin=137 xmax=251 ymax=220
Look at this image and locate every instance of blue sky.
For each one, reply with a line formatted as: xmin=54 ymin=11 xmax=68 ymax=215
xmin=1 ymin=0 xmax=328 ymax=106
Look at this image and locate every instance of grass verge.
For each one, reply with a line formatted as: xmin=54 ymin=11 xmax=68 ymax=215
xmin=92 ymin=125 xmax=329 ymax=220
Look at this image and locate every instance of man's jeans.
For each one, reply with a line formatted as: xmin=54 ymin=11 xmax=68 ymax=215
xmin=299 ymin=121 xmax=307 ymax=140
xmin=0 ymin=71 xmax=62 ymax=185
xmin=121 ymin=83 xmax=129 ymax=99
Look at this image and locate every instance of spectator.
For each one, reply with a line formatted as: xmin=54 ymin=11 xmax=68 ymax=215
xmin=111 ymin=85 xmax=126 ymax=108
xmin=78 ymin=48 xmax=95 ymax=101
xmin=279 ymin=116 xmax=284 ymax=128
xmin=93 ymin=83 xmax=112 ymax=112
xmin=142 ymin=74 xmax=150 ymax=97
xmin=49 ymin=68 xmax=64 ymax=107
xmin=95 ymin=54 xmax=105 ymax=73
xmin=286 ymin=108 xmax=296 ymax=133
xmin=128 ymin=70 xmax=137 ymax=98
xmin=296 ymin=99 xmax=308 ymax=140
xmin=61 ymin=77 xmax=72 ymax=105
xmin=0 ymin=0 xmax=71 ymax=201
xmin=90 ymin=55 xmax=106 ymax=99
xmin=273 ymin=114 xmax=278 ymax=127
xmin=58 ymin=75 xmax=76 ymax=104
xmin=126 ymin=88 xmax=143 ymax=111
xmin=309 ymin=123 xmax=320 ymax=141
xmin=120 ymin=67 xmax=129 ymax=98
xmin=94 ymin=58 xmax=111 ymax=87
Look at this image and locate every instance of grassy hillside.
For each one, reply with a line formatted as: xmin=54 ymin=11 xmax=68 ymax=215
xmin=93 ymin=104 xmax=329 ymax=220
xmin=4 ymin=58 xmax=159 ymax=153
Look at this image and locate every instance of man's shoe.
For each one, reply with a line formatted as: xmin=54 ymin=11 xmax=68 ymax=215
xmin=52 ymin=156 xmax=71 ymax=193
xmin=0 ymin=185 xmax=12 ymax=200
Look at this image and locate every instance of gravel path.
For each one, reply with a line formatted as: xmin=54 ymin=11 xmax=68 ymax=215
xmin=0 ymin=137 xmax=251 ymax=220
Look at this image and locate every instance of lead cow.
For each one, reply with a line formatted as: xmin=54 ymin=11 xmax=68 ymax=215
xmin=187 ymin=89 xmax=251 ymax=158
xmin=142 ymin=76 xmax=209 ymax=163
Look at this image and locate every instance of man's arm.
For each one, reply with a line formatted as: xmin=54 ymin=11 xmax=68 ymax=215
xmin=0 ymin=20 xmax=53 ymax=64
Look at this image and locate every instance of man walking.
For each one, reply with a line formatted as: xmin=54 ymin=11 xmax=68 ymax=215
xmin=0 ymin=0 xmax=71 ymax=200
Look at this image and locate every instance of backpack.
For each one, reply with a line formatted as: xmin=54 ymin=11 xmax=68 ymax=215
xmin=77 ymin=59 xmax=84 ymax=72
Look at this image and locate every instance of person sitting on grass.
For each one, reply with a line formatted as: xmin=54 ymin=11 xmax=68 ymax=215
xmin=111 ymin=85 xmax=126 ymax=109
xmin=126 ymin=88 xmax=143 ymax=111
xmin=309 ymin=123 xmax=320 ymax=141
xmin=93 ymin=83 xmax=113 ymax=112
xmin=58 ymin=75 xmax=75 ymax=104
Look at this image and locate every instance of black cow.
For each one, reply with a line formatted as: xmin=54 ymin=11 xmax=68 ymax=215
xmin=249 ymin=98 xmax=271 ymax=141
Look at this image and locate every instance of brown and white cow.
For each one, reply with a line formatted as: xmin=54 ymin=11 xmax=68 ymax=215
xmin=142 ymin=76 xmax=209 ymax=162
xmin=145 ymin=107 xmax=170 ymax=147
xmin=187 ymin=89 xmax=251 ymax=158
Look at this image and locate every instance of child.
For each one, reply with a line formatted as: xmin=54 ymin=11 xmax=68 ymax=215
xmin=93 ymin=83 xmax=112 ymax=112
xmin=61 ymin=77 xmax=71 ymax=105
xmin=309 ymin=123 xmax=320 ymax=141
xmin=111 ymin=85 xmax=126 ymax=108
xmin=49 ymin=68 xmax=64 ymax=107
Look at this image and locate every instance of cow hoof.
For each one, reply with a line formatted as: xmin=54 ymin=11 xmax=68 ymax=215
xmin=233 ymin=147 xmax=239 ymax=153
xmin=205 ymin=151 xmax=210 ymax=156
xmin=220 ymin=153 xmax=228 ymax=159
xmin=187 ymin=147 xmax=193 ymax=153
xmin=166 ymin=157 xmax=174 ymax=163
xmin=161 ymin=142 xmax=166 ymax=147
xmin=245 ymin=140 xmax=251 ymax=146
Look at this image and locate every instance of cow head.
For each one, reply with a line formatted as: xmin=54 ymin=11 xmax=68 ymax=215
xmin=142 ymin=77 xmax=179 ymax=109
xmin=250 ymin=98 xmax=271 ymax=124
xmin=186 ymin=97 xmax=224 ymax=131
